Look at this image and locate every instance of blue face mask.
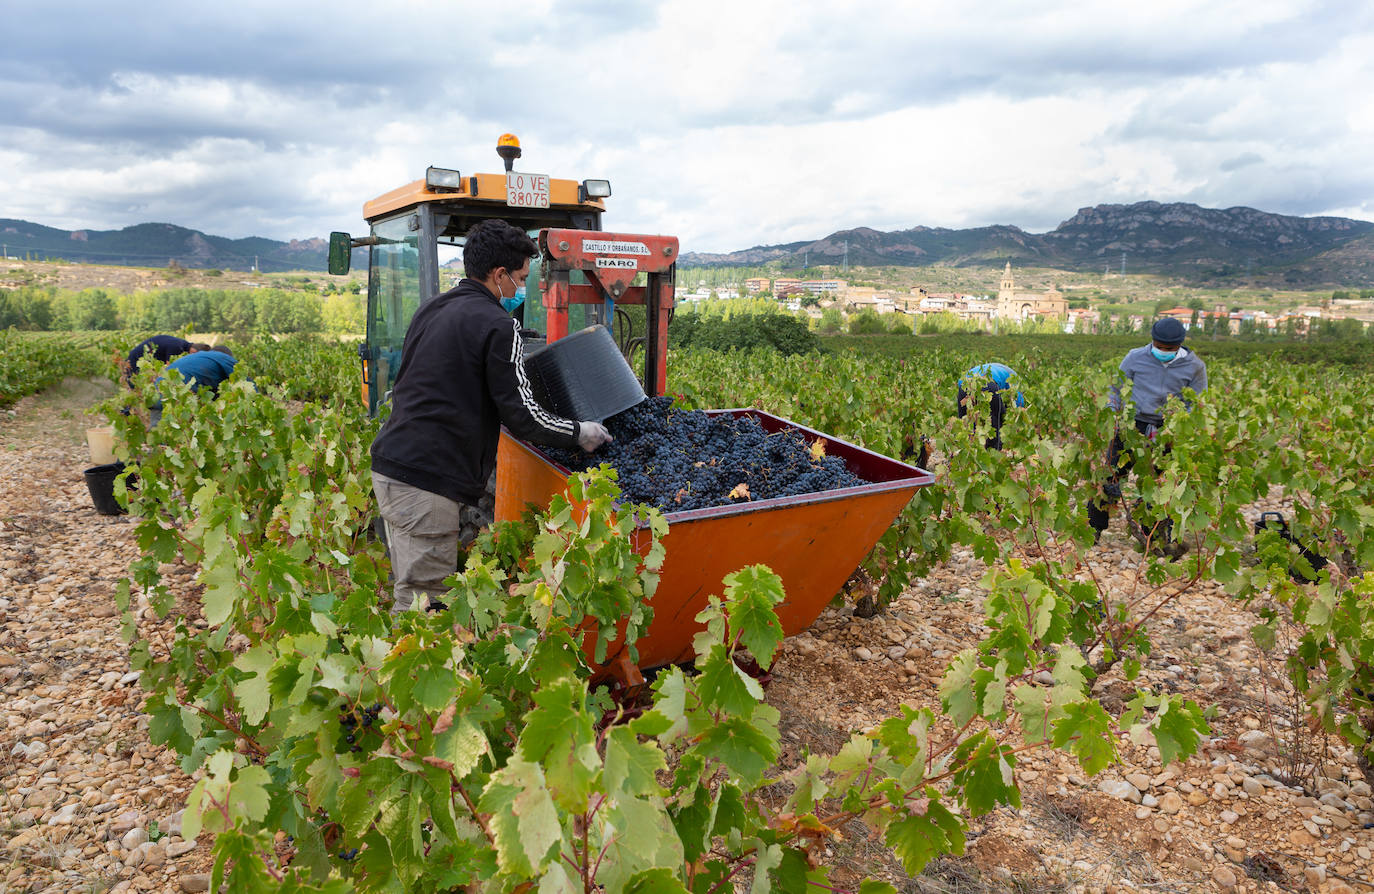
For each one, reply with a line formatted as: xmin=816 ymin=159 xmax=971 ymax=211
xmin=1151 ymin=346 xmax=1179 ymax=363
xmin=499 ymin=271 xmax=525 ymax=313
xmin=501 ymin=287 xmax=526 ymax=314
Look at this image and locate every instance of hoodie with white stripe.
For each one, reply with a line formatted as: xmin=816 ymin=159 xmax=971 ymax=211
xmin=370 ymin=278 xmax=581 ymax=505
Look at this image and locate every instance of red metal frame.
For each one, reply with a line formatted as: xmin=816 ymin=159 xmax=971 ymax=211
xmin=539 ymin=228 xmax=678 ymax=396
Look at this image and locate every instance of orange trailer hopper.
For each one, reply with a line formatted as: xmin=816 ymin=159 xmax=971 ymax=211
xmin=496 ymin=409 xmax=935 ymax=682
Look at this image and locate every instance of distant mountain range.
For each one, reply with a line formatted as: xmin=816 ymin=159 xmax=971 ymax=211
xmin=679 ymin=202 xmax=1374 ymax=287
xmin=4 ymin=201 xmax=1373 ymax=286
xmin=0 ymin=219 xmax=348 ymax=273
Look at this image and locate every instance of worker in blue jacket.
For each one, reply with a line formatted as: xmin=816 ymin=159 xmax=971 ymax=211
xmin=150 ymin=347 xmax=238 ymax=426
xmin=165 ymin=347 xmax=238 ymax=393
xmin=1088 ymin=318 xmax=1207 ymax=555
xmin=957 ymin=362 xmax=1025 ymax=451
xmin=122 ymin=335 xmax=206 ymax=387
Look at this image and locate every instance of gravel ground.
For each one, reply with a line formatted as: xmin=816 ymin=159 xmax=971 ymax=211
xmin=767 ymin=522 xmax=1374 ymax=893
xmin=1 ymin=379 xmax=211 ymax=894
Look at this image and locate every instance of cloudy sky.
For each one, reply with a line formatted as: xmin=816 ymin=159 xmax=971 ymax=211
xmin=3 ymin=0 xmax=1371 ymax=253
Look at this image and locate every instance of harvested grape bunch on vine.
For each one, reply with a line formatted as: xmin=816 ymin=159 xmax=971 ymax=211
xmin=538 ymin=396 xmax=867 ymax=512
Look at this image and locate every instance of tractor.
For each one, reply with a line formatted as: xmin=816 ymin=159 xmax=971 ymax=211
xmin=327 ymin=133 xmax=677 ymax=418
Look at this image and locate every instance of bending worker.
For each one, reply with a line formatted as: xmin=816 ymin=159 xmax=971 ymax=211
xmin=122 ymin=335 xmax=205 ymax=387
xmin=149 ymin=346 xmax=237 ymax=426
xmin=369 ymin=220 xmax=613 ymax=612
xmin=1088 ymin=317 xmax=1207 ymax=555
xmin=957 ymin=362 xmax=1024 ymax=451
xmin=164 ymin=346 xmax=237 ymax=394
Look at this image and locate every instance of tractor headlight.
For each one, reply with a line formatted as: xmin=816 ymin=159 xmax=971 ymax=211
xmin=581 ymin=179 xmax=612 ymax=200
xmin=426 ymin=167 xmax=463 ymax=191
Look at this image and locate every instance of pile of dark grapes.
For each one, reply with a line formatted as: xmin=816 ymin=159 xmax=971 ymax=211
xmin=539 ymin=397 xmax=867 ymax=512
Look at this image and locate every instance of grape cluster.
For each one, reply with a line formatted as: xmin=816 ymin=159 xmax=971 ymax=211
xmin=337 ymin=703 xmax=382 ymax=754
xmin=540 ymin=397 xmax=867 ymax=512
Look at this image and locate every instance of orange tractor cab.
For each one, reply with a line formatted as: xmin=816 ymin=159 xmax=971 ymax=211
xmin=328 ymin=134 xmax=677 ymax=416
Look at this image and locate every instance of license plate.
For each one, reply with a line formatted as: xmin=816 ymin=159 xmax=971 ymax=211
xmin=506 ymin=172 xmax=549 ymax=208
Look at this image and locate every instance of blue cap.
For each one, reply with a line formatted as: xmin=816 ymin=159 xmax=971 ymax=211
xmin=1151 ymin=317 xmax=1187 ymax=344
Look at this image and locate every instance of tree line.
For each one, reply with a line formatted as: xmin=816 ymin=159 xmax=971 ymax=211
xmin=0 ymin=285 xmax=365 ymax=334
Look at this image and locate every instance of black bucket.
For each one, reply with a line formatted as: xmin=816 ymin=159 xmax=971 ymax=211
xmin=84 ymin=462 xmax=134 ymax=516
xmin=522 ymin=325 xmax=646 ymax=422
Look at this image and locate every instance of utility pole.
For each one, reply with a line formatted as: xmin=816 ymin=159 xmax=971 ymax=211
xmin=843 ymin=240 xmax=849 ymax=276
xmin=1120 ymin=252 xmax=1126 ymax=276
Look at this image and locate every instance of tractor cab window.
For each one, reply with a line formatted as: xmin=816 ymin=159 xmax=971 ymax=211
xmin=437 ymin=239 xmax=463 ymax=293
xmin=522 ymin=251 xmax=608 ymax=336
xmin=366 ymin=215 xmax=420 ymax=413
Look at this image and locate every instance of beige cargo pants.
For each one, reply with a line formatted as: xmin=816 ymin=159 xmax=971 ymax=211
xmin=372 ymin=471 xmax=463 ymax=612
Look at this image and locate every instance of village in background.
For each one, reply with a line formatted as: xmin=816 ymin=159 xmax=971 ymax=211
xmin=4 ymin=253 xmax=1373 ymax=339
xmin=677 ymin=262 xmax=1374 ymax=337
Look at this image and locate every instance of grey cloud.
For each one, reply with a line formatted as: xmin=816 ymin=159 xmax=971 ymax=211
xmin=2 ymin=1 xmax=1372 ymax=250
xmin=1219 ymin=152 xmax=1264 ymax=172
xmin=8 ymin=139 xmax=355 ymax=239
xmin=1111 ymin=87 xmax=1348 ymax=147
xmin=549 ymin=0 xmax=660 ymax=32
xmin=1178 ymin=165 xmax=1374 ymax=221
xmin=0 ymin=7 xmax=507 ymax=90
xmin=6 ymin=2 xmax=1360 ymax=149
xmin=721 ymin=0 xmax=1374 ymax=126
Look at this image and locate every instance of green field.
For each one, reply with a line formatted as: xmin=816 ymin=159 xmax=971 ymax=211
xmin=6 ymin=330 xmax=1371 ymax=892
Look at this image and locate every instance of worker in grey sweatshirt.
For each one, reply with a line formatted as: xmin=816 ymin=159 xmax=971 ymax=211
xmin=1088 ymin=317 xmax=1207 ymax=555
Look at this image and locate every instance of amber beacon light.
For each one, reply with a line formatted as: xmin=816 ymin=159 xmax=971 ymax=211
xmin=496 ymin=133 xmax=522 ymax=172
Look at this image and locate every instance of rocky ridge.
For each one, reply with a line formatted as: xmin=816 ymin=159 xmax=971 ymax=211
xmin=0 ymin=218 xmax=352 ymax=274
xmin=679 ymin=202 xmax=1374 ymax=285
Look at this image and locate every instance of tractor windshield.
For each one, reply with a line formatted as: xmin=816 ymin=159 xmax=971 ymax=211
xmin=365 ymin=216 xmax=421 ymax=412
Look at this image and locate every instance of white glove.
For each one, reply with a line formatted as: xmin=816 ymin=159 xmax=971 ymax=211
xmin=578 ymin=421 xmax=613 ymax=452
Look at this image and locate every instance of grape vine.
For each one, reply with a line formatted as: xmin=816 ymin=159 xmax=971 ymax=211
xmin=92 ymin=334 xmax=1374 ymax=891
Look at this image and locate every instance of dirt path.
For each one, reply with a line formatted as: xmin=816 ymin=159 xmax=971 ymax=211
xmin=1 ymin=379 xmax=211 ymax=894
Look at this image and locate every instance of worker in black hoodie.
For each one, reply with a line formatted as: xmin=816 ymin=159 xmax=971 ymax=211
xmin=370 ymin=220 xmax=612 ymax=611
